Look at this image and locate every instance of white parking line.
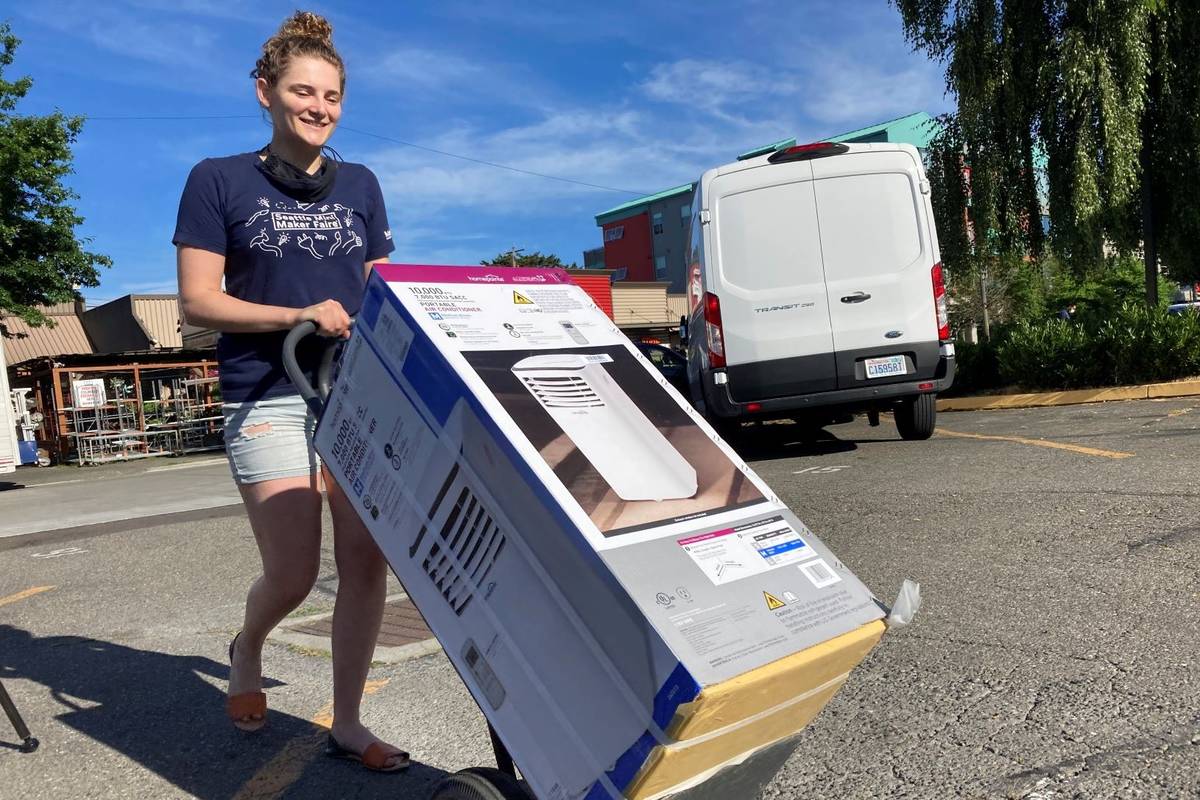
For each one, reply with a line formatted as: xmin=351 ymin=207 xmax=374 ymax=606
xmin=23 ymin=479 xmax=85 ymax=489
xmin=145 ymin=458 xmax=227 ymax=473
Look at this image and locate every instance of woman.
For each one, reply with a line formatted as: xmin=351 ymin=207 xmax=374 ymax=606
xmin=174 ymin=11 xmax=408 ymax=772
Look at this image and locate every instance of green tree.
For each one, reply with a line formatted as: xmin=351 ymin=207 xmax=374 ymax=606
xmin=1143 ymin=2 xmax=1200 ymax=285
xmin=0 ymin=23 xmax=108 ymax=334
xmin=894 ymin=0 xmax=1195 ymax=309
xmin=481 ymin=250 xmax=578 ymax=268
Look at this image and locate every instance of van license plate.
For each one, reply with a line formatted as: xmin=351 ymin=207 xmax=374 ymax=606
xmin=865 ymin=355 xmax=907 ymax=378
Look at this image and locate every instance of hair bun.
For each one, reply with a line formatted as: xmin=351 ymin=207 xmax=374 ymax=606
xmin=278 ymin=11 xmax=333 ymax=45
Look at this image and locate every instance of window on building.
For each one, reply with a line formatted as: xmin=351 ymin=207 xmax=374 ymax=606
xmin=652 ymin=211 xmax=663 ymax=236
xmin=611 ymin=267 xmax=628 ymax=281
xmin=655 ymin=255 xmax=667 ymax=279
xmin=680 ymin=203 xmax=691 ymax=219
xmin=604 ymin=225 xmax=624 ymax=242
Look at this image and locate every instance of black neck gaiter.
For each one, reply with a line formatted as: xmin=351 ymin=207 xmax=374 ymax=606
xmin=255 ymin=145 xmax=339 ymax=203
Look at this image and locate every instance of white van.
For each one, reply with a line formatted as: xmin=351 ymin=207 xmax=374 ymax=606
xmin=0 ymin=334 xmax=19 ymax=473
xmin=683 ymin=141 xmax=955 ymax=439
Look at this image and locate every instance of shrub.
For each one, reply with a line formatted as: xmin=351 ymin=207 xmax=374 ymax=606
xmin=945 ymin=338 xmax=1003 ymax=396
xmin=975 ymin=303 xmax=1200 ymax=391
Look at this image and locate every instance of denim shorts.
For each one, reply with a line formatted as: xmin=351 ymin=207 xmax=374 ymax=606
xmin=222 ymin=394 xmax=320 ymax=485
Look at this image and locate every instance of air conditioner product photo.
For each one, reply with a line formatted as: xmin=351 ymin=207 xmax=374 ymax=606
xmin=512 ymin=353 xmax=697 ymax=502
xmin=313 ymin=264 xmax=894 ymax=800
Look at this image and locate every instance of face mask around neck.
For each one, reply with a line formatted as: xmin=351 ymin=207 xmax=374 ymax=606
xmin=255 ymin=145 xmax=339 ymax=203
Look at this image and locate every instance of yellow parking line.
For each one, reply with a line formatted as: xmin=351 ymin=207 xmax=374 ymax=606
xmin=938 ymin=429 xmax=1133 ymax=459
xmin=0 ymin=585 xmax=55 ymax=607
xmin=232 ymin=678 xmax=390 ymax=800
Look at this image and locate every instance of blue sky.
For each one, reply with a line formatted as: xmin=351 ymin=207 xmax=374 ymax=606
xmin=7 ymin=1 xmax=951 ymax=306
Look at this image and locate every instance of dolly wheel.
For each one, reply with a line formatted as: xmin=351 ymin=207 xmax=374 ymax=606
xmin=429 ymin=767 xmax=531 ymax=800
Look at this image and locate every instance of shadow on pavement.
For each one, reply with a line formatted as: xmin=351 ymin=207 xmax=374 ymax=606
xmin=0 ymin=625 xmax=450 ymax=799
xmin=728 ymin=423 xmax=861 ymax=462
xmin=0 ymin=481 xmax=25 ymax=493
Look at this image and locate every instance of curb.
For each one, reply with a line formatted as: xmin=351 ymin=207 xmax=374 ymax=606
xmin=937 ymin=379 xmax=1200 ymax=412
xmin=267 ymin=592 xmax=445 ymax=665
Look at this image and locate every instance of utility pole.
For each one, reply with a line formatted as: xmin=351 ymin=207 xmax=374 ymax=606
xmin=980 ymin=262 xmax=991 ymax=341
xmin=507 ymin=245 xmax=524 ymax=268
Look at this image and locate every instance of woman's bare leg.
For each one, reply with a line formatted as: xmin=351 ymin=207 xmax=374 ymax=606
xmin=324 ymin=467 xmax=404 ymax=765
xmin=228 ymin=473 xmax=324 ymax=722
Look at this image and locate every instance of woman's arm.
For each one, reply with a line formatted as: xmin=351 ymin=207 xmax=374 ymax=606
xmin=177 ymin=245 xmax=352 ymax=337
xmin=363 ymin=256 xmax=388 ymax=282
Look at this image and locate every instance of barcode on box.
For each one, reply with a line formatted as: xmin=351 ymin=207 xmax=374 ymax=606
xmin=376 ymin=302 xmax=414 ymax=365
xmin=799 ymin=558 xmax=841 ymax=588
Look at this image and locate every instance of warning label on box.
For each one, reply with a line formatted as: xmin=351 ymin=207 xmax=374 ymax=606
xmin=393 ymin=281 xmax=616 ymax=352
xmin=677 ymin=516 xmax=811 ymax=586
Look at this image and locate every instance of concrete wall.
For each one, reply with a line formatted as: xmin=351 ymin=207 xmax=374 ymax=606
xmin=647 ymin=194 xmax=692 ymax=293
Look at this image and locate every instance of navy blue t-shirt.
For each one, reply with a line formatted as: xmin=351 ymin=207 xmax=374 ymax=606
xmin=173 ymin=152 xmax=394 ymax=403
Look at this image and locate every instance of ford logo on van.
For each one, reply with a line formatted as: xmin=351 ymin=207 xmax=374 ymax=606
xmin=885 ymin=330 xmax=903 ymax=339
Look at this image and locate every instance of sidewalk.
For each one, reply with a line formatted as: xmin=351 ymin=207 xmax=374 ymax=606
xmin=938 ymin=378 xmax=1200 ymax=411
xmin=0 ymin=454 xmax=241 ymax=539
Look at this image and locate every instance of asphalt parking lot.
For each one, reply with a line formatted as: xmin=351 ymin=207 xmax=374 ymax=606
xmin=1 ymin=397 xmax=1197 ymax=799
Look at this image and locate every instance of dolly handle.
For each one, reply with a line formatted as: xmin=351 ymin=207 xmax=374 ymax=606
xmin=282 ymin=321 xmax=342 ymax=417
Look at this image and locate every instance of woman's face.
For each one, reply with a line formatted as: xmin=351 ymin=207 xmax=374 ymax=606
xmin=257 ymin=55 xmax=343 ymax=151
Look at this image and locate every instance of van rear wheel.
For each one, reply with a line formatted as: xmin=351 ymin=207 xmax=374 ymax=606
xmin=895 ymin=393 xmax=936 ymax=440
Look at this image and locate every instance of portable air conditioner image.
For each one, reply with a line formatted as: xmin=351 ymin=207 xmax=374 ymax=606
xmin=511 ymin=353 xmax=698 ymax=502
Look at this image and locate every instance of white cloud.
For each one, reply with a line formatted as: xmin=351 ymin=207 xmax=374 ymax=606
xmin=18 ymin=2 xmax=248 ymax=97
xmin=431 ymin=1 xmax=644 ymax=46
xmin=640 ymin=59 xmax=777 ymax=122
xmin=362 ymin=110 xmax=700 ymax=219
xmin=368 ymin=48 xmax=491 ymax=92
xmin=356 ymin=45 xmax=560 ymax=116
xmin=794 ymin=51 xmax=947 ymax=128
xmin=351 ymin=53 xmax=821 ymax=261
xmin=122 ymin=0 xmax=267 ymax=23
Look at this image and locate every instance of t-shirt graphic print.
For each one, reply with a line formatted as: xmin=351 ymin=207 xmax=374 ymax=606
xmin=173 ymin=152 xmax=395 ymax=403
xmin=246 ymin=198 xmax=366 ymax=260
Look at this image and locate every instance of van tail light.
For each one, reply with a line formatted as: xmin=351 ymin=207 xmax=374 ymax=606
xmin=932 ymin=262 xmax=950 ymax=342
xmin=703 ymin=292 xmax=726 ymax=368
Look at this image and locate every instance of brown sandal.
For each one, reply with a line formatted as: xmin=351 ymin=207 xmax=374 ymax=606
xmin=326 ymin=734 xmax=410 ymax=772
xmin=227 ymin=632 xmax=266 ymax=732
xmin=227 ymin=691 xmax=267 ymax=732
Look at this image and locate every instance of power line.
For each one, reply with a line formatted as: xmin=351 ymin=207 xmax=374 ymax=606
xmin=86 ymin=114 xmax=260 ymax=121
xmin=82 ymin=114 xmax=648 ymax=195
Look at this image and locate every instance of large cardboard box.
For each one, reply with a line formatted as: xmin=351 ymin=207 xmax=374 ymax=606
xmin=314 ymin=265 xmax=886 ymax=799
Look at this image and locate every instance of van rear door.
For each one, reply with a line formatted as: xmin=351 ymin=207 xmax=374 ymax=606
xmin=708 ymin=161 xmax=837 ymax=402
xmin=811 ymin=149 xmax=940 ymax=388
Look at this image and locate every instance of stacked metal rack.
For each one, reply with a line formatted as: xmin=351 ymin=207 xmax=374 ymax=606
xmin=59 ymin=372 xmax=225 ymax=465
xmin=65 ymin=397 xmax=179 ymax=465
xmin=167 ymin=375 xmax=224 ymax=454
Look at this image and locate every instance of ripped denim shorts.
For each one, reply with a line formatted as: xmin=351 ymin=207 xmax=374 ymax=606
xmin=222 ymin=394 xmax=320 ymax=485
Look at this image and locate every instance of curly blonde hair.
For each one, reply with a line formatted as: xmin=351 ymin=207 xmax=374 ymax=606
xmin=252 ymin=11 xmax=345 ymax=90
